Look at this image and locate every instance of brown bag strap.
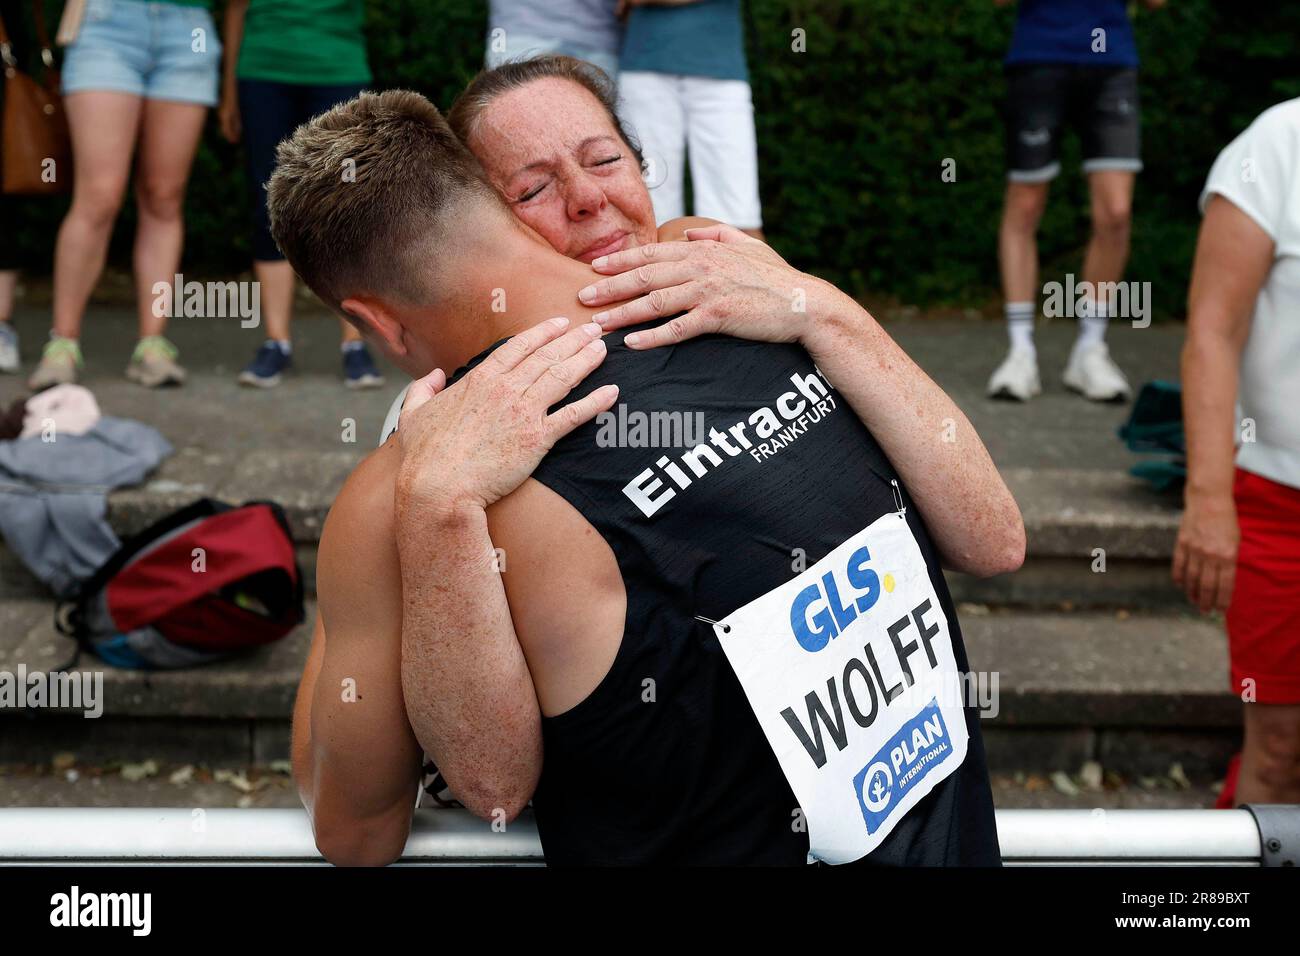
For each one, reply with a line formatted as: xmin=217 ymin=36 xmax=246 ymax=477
xmin=0 ymin=9 xmax=13 ymax=60
xmin=0 ymin=3 xmax=57 ymax=71
xmin=30 ymin=0 xmax=54 ymax=54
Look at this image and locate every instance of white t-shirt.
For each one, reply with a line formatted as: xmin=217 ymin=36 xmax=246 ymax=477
xmin=378 ymin=383 xmax=410 ymax=446
xmin=1200 ymin=98 xmax=1300 ymax=490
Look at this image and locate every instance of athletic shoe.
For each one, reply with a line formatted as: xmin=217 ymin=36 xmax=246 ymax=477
xmin=27 ymin=336 xmax=82 ymax=391
xmin=1063 ymin=340 xmax=1131 ymax=402
xmin=126 ymin=335 xmax=186 ymax=388
xmin=986 ymin=346 xmax=1041 ymax=401
xmin=0 ymin=322 xmax=18 ymax=373
xmin=239 ymin=341 xmax=292 ymax=388
xmin=343 ymin=345 xmax=384 ymax=390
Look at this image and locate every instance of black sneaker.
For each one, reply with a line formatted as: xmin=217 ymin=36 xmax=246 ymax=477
xmin=239 ymin=341 xmax=292 ymax=388
xmin=343 ymin=344 xmax=384 ymax=390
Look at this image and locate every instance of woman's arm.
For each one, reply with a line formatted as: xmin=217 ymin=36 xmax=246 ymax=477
xmin=218 ymin=0 xmax=248 ymax=143
xmin=1173 ymin=196 xmax=1274 ymax=612
xmin=798 ymin=279 xmax=1025 ymax=577
xmin=578 ymin=224 xmax=1024 ymax=576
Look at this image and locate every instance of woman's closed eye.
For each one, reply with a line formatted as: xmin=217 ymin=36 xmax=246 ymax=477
xmin=515 ymin=180 xmax=550 ymax=203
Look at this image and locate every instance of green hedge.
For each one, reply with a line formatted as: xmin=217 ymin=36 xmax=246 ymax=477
xmin=7 ymin=0 xmax=1300 ymax=316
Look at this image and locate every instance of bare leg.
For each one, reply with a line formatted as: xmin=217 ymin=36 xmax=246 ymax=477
xmin=133 ymin=98 xmax=208 ymax=339
xmin=1082 ymin=169 xmax=1135 ymax=293
xmin=1064 ymin=170 xmax=1136 ymax=400
xmin=0 ymin=270 xmax=16 ymax=371
xmin=1236 ymin=703 xmax=1300 ymax=805
xmin=340 ymin=315 xmax=362 ymax=344
xmin=0 ymin=270 xmax=16 ymax=321
xmin=255 ymin=259 xmax=295 ymax=341
xmin=998 ymin=181 xmax=1049 ymax=305
xmin=51 ymin=92 xmax=143 ymax=340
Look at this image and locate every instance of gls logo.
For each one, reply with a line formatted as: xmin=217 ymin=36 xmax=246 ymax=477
xmin=790 ymin=545 xmax=895 ymax=652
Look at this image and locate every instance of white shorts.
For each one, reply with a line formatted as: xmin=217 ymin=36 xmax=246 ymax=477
xmin=484 ymin=32 xmax=619 ymax=82
xmin=618 ymin=71 xmax=763 ymax=230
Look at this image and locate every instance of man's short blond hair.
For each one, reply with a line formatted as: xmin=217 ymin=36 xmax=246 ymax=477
xmin=267 ymin=89 xmax=499 ymax=314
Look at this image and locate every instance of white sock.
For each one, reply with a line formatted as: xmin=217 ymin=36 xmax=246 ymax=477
xmin=1005 ymin=302 xmax=1036 ymax=355
xmin=341 ymin=340 xmax=365 ymax=354
xmin=1076 ymin=298 xmax=1108 ymax=350
xmin=271 ymin=339 xmax=291 ymax=355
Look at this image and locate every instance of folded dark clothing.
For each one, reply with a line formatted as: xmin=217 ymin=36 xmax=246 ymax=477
xmin=1130 ymin=457 xmax=1186 ymax=493
xmin=1118 ymin=380 xmax=1184 ymax=455
xmin=0 ymin=398 xmax=26 ymax=442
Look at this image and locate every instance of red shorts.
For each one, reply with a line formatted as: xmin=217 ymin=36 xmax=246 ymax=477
xmin=1227 ymin=467 xmax=1300 ymax=704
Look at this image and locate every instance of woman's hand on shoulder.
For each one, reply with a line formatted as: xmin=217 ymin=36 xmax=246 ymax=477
xmin=577 ymin=222 xmax=845 ymax=350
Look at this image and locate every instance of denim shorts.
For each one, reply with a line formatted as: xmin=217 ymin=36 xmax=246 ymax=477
xmin=62 ymin=0 xmax=222 ymax=106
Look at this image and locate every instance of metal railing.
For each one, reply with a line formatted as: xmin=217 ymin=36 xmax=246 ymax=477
xmin=0 ymin=806 xmax=1290 ymax=865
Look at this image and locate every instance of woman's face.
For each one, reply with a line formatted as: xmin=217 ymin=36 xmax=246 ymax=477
xmin=465 ymin=77 xmax=658 ymax=263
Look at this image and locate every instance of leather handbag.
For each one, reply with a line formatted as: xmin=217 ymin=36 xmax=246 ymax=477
xmin=0 ymin=1 xmax=72 ymax=195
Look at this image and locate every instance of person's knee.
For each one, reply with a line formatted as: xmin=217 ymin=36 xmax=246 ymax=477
xmin=1091 ymin=196 xmax=1132 ymax=241
xmin=71 ymin=178 xmax=128 ymax=229
xmin=135 ymin=176 xmax=186 ymax=221
xmin=1002 ymin=185 xmax=1047 ymax=233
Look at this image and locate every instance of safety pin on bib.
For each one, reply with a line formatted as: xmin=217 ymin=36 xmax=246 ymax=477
xmin=694 ymin=614 xmax=731 ymax=633
xmin=891 ymin=478 xmax=907 ymax=519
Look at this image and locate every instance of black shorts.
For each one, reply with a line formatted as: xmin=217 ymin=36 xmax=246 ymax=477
xmin=1004 ymin=64 xmax=1142 ymax=182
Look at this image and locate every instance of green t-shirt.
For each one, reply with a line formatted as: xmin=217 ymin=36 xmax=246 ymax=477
xmin=236 ymin=0 xmax=371 ymax=86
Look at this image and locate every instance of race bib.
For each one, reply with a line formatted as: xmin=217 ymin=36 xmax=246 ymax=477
xmin=712 ymin=510 xmax=969 ymax=864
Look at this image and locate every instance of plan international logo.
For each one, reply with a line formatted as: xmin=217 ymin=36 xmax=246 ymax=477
xmin=853 ymin=698 xmax=954 ymax=834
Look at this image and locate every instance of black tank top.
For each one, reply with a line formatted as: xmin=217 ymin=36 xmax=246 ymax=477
xmin=447 ymin=322 xmax=1000 ymax=866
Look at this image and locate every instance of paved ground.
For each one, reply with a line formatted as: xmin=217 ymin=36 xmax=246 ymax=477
xmin=0 ymin=302 xmax=400 ymax=457
xmin=0 ymin=300 xmax=1183 ymax=473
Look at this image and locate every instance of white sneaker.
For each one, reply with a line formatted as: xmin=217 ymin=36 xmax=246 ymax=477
xmin=986 ymin=347 xmax=1041 ymax=401
xmin=0 ymin=322 xmax=17 ymax=373
xmin=1063 ymin=340 xmax=1131 ymax=402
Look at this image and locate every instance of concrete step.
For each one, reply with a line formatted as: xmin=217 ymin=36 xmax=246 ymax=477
xmin=0 ymin=597 xmax=313 ymax=767
xmin=0 ymin=600 xmax=1239 ymax=779
xmin=963 ymin=607 xmax=1239 ymax=779
xmin=1 ymin=462 xmax=1187 ymax=608
xmin=0 ymin=446 xmax=357 ymax=600
xmin=947 ymin=467 xmax=1185 ymax=609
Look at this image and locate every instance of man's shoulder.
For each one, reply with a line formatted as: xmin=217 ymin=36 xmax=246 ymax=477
xmin=317 ymin=444 xmax=403 ymax=636
xmin=320 ymin=443 xmax=400 ymax=567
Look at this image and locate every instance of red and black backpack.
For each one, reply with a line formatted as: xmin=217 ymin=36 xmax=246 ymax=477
xmin=57 ymin=499 xmax=304 ymax=669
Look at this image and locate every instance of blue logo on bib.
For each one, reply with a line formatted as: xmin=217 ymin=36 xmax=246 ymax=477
xmin=852 ymin=698 xmax=953 ymax=834
xmin=789 ymin=545 xmax=882 ymax=652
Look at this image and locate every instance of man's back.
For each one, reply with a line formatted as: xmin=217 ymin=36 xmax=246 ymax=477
xmin=447 ymin=323 xmax=1001 ymax=866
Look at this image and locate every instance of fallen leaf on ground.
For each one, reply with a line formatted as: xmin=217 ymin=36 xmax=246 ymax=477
xmin=120 ymin=760 xmax=159 ymax=782
xmin=214 ymin=769 xmax=254 ymax=793
xmin=51 ymin=753 xmax=76 ymax=772
xmin=1050 ymin=771 xmax=1080 ymax=796
xmin=1079 ymin=760 xmax=1103 ymax=791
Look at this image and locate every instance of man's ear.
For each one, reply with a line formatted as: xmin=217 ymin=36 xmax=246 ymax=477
xmin=341 ymin=296 xmax=407 ymax=355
